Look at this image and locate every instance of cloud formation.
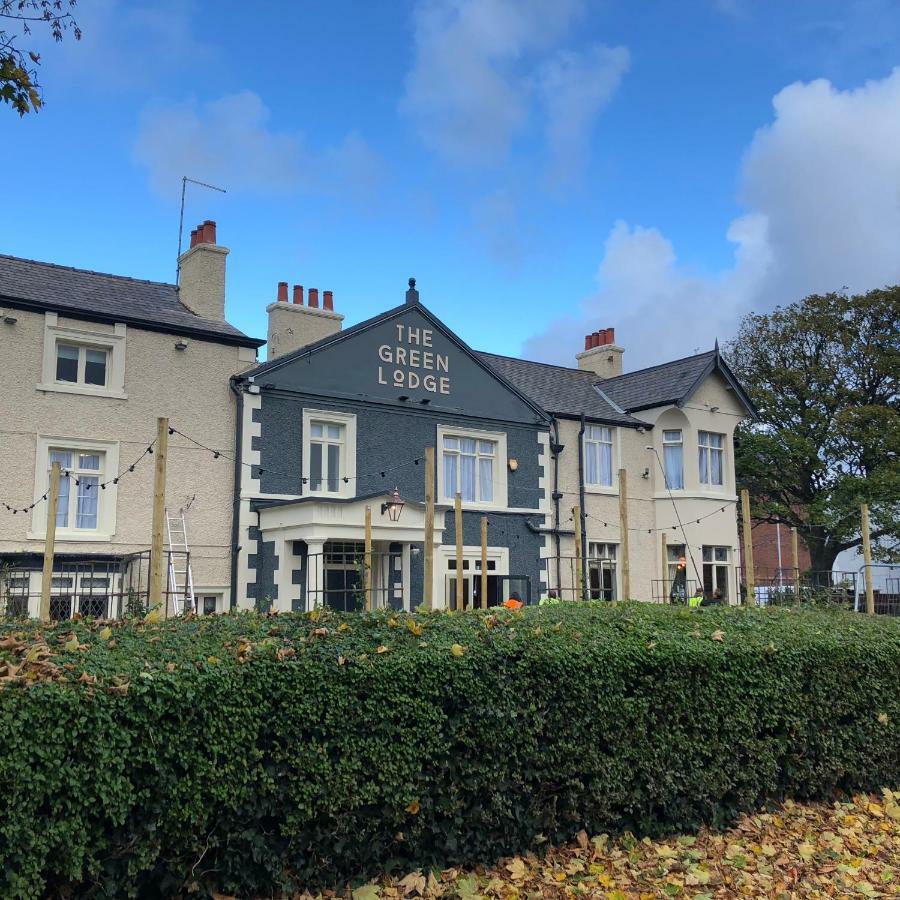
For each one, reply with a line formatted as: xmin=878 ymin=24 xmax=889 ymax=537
xmin=133 ymin=91 xmax=383 ymax=204
xmin=524 ymin=68 xmax=900 ymax=370
xmin=400 ymin=0 xmax=626 ymax=177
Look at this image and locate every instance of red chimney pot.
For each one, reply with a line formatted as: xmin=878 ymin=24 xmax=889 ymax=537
xmin=584 ymin=334 xmax=592 ymax=351
xmin=592 ymin=331 xmax=601 ymax=348
xmin=323 ymin=290 xmax=334 ymax=311
xmin=189 ymin=229 xmax=198 ymax=249
xmin=607 ymin=327 xmax=615 ymax=344
xmin=292 ymin=285 xmax=304 ymax=305
xmin=201 ymin=219 xmax=217 ymax=244
xmin=308 ymin=288 xmax=319 ymax=308
xmin=277 ymin=281 xmax=288 ymax=302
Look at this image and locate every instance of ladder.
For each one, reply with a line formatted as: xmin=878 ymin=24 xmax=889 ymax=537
xmin=165 ymin=508 xmax=196 ymax=614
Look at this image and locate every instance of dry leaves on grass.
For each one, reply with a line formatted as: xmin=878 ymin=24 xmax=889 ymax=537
xmin=326 ymin=790 xmax=900 ymax=899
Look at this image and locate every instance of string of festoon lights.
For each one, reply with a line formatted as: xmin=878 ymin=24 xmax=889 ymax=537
xmin=167 ymin=426 xmax=426 ymax=486
xmin=567 ymin=504 xmax=733 ymax=535
xmin=1 ymin=439 xmax=157 ymax=516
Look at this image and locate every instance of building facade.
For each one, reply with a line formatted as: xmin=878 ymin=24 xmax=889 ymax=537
xmin=0 ymin=222 xmax=263 ymax=617
xmin=236 ymin=284 xmax=755 ymax=611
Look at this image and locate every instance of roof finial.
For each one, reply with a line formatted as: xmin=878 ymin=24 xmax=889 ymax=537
xmin=405 ymin=277 xmax=420 ymax=305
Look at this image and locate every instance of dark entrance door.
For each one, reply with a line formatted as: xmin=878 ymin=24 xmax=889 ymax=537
xmin=323 ymin=541 xmax=364 ymax=612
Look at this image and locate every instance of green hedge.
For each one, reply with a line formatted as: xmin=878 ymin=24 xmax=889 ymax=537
xmin=1 ymin=604 xmax=898 ymax=898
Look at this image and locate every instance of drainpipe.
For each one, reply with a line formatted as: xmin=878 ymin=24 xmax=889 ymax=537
xmin=551 ymin=417 xmax=563 ymax=593
xmin=228 ymin=375 xmax=244 ymax=611
xmin=577 ymin=414 xmax=588 ymax=601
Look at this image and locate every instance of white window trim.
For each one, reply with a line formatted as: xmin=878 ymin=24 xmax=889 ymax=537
xmin=583 ymin=425 xmax=619 ymax=495
xmin=301 ymin=408 xmax=356 ymax=499
xmin=435 ymin=545 xmax=509 ymax=610
xmin=38 ymin=313 xmax=127 ymax=399
xmin=28 ymin=435 xmax=120 ymax=542
xmin=436 ymin=424 xmax=508 ymax=509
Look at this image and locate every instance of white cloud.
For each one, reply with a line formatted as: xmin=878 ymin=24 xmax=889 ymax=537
xmin=538 ymin=44 xmax=630 ymax=189
xmin=524 ymin=68 xmax=900 ymax=370
xmin=401 ymin=0 xmax=616 ymax=167
xmin=133 ymin=91 xmax=383 ymax=203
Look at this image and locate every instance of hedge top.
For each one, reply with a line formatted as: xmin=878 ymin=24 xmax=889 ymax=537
xmin=2 ymin=603 xmax=899 ymax=692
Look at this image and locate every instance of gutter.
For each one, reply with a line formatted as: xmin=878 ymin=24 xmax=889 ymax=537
xmin=577 ymin=413 xmax=588 ymax=601
xmin=228 ymin=375 xmax=244 ymax=610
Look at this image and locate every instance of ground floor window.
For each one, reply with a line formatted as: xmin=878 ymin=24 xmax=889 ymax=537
xmin=587 ymin=542 xmax=617 ymax=600
xmin=702 ymin=545 xmax=730 ymax=601
xmin=323 ymin=540 xmax=365 ymax=612
xmin=667 ymin=543 xmax=688 ymax=602
xmin=199 ymin=594 xmax=220 ymax=615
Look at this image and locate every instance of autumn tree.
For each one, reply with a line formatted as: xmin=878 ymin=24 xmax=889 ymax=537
xmin=727 ymin=287 xmax=899 ymax=573
xmin=1 ymin=0 xmax=80 ymax=115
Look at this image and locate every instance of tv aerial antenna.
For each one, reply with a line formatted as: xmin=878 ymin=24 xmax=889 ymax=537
xmin=176 ymin=176 xmax=227 ymax=284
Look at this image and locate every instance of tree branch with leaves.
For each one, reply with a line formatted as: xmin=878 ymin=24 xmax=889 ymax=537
xmin=727 ymin=287 xmax=899 ymax=572
xmin=1 ymin=0 xmax=80 ymax=115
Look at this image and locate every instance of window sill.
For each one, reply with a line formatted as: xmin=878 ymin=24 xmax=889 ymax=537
xmin=441 ymin=498 xmax=506 ymax=511
xmin=27 ymin=530 xmax=114 ymax=543
xmin=652 ymin=490 xmax=736 ymax=501
xmin=584 ymin=484 xmax=617 ymax=495
xmin=37 ymin=382 xmax=127 ymax=400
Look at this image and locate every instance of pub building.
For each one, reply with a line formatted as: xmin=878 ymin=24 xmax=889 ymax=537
xmin=232 ymin=280 xmax=755 ymax=612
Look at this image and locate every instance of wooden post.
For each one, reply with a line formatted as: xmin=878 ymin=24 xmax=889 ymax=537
xmin=480 ymin=515 xmax=488 ymax=610
xmin=39 ymin=461 xmax=62 ymax=622
xmin=149 ymin=417 xmax=169 ymax=612
xmin=454 ymin=492 xmax=464 ymax=611
xmin=861 ymin=503 xmax=875 ymax=615
xmin=791 ymin=526 xmax=801 ymax=605
xmin=660 ymin=532 xmax=669 ymax=603
xmin=619 ymin=468 xmax=630 ymax=601
xmin=573 ymin=505 xmax=584 ymax=601
xmin=364 ymin=505 xmax=373 ymax=611
xmin=423 ymin=447 xmax=435 ymax=610
xmin=740 ymin=488 xmax=754 ymax=607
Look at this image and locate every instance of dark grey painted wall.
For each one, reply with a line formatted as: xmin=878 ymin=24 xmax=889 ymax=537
xmin=254 ymin=396 xmax=545 ymax=510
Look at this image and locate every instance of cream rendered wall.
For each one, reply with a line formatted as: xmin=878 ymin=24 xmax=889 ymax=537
xmin=0 ymin=308 xmax=257 ymax=609
xmin=550 ymin=371 xmax=747 ymax=603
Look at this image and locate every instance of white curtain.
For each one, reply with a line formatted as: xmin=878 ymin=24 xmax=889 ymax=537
xmin=598 ymin=440 xmax=612 ymax=486
xmin=585 ymin=442 xmax=598 ymax=484
xmin=50 ymin=450 xmax=72 ymax=527
xmin=443 ymin=452 xmax=457 ymax=499
xmin=76 ymin=477 xmax=98 ymax=528
xmin=478 ymin=457 xmax=493 ymax=502
xmin=698 ymin=445 xmax=709 ymax=484
xmin=664 ymin=443 xmax=684 ymax=489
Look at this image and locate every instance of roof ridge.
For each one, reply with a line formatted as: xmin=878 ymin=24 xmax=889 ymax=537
xmin=604 ymin=348 xmax=717 ymax=383
xmin=0 ymin=253 xmax=177 ymax=291
xmin=477 ymin=349 xmax=593 ymax=376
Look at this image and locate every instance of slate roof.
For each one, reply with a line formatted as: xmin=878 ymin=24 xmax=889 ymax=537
xmin=478 ymin=348 xmax=757 ymax=424
xmin=601 ymin=349 xmax=756 ymax=416
xmin=0 ymin=254 xmax=264 ymax=347
xmin=476 ymin=352 xmax=645 ymax=426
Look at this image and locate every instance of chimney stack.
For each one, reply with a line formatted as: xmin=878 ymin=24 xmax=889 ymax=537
xmin=178 ymin=219 xmax=228 ymax=322
xmin=576 ymin=326 xmax=624 ymax=378
xmin=266 ymin=282 xmax=343 ymax=361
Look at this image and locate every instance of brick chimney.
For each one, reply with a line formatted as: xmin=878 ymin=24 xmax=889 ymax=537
xmin=266 ymin=282 xmax=343 ymax=360
xmin=177 ymin=220 xmax=228 ymax=321
xmin=576 ymin=327 xmax=624 ymax=378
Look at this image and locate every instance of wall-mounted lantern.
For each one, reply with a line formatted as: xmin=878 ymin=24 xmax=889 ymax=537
xmin=381 ymin=487 xmax=405 ymax=522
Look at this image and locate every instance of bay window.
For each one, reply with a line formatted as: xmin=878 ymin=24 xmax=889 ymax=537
xmin=698 ymin=431 xmax=725 ymax=486
xmin=662 ymin=429 xmax=684 ymax=489
xmin=584 ymin=425 xmax=614 ymax=487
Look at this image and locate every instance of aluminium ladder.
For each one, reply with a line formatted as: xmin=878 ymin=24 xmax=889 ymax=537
xmin=165 ymin=508 xmax=196 ymax=614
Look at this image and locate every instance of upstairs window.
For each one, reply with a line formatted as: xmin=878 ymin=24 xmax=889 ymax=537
xmin=584 ymin=425 xmax=613 ymax=487
xmin=309 ymin=421 xmax=344 ymax=492
xmin=698 ymin=431 xmax=725 ymax=486
xmin=442 ymin=435 xmax=495 ymax=503
xmin=662 ymin=429 xmax=684 ymax=489
xmin=55 ymin=343 xmax=108 ymax=387
xmin=302 ymin=409 xmax=356 ymax=498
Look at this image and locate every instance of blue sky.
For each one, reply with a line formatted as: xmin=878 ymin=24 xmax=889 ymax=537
xmin=3 ymin=0 xmax=900 ymax=368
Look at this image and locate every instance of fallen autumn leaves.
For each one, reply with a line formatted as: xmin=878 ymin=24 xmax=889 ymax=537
xmin=329 ymin=791 xmax=900 ymax=900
